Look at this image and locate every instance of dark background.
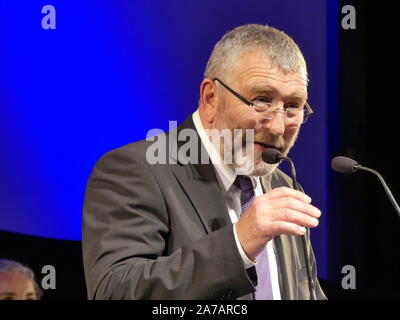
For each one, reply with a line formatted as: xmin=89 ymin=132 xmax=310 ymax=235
xmin=1 ymin=0 xmax=400 ymax=300
xmin=326 ymin=0 xmax=400 ymax=298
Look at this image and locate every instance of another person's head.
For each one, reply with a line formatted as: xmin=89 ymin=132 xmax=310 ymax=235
xmin=199 ymin=24 xmax=310 ymax=176
xmin=0 ymin=259 xmax=41 ymax=300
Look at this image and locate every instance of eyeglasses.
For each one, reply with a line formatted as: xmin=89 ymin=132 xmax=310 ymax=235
xmin=213 ymin=77 xmax=313 ymax=124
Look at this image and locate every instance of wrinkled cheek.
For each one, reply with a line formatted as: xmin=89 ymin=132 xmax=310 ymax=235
xmin=285 ymin=124 xmax=300 ymax=140
xmin=285 ymin=123 xmax=301 ymax=136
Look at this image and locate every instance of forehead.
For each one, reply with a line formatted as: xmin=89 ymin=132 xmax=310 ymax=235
xmin=0 ymin=271 xmax=35 ymax=292
xmin=230 ymin=51 xmax=308 ymax=98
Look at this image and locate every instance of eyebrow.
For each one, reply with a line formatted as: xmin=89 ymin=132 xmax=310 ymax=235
xmin=0 ymin=292 xmax=15 ymax=297
xmin=249 ymin=85 xmax=307 ymax=101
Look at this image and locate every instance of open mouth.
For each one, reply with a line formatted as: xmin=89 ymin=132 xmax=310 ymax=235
xmin=254 ymin=142 xmax=275 ymax=149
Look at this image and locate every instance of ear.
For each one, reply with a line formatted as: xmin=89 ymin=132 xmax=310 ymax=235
xmin=199 ymin=78 xmax=219 ymax=124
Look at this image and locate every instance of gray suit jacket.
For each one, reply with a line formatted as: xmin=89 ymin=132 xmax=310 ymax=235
xmin=82 ymin=115 xmax=326 ymax=300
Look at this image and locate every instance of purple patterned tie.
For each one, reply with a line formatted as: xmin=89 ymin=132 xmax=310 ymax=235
xmin=235 ymin=175 xmax=274 ymax=300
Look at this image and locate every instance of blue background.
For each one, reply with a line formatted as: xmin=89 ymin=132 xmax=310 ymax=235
xmin=0 ymin=0 xmax=337 ymax=280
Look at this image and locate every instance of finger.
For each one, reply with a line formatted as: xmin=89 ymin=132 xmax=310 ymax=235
xmin=267 ymin=197 xmax=321 ymax=218
xmin=271 ymin=208 xmax=319 ymax=228
xmin=263 ymin=186 xmax=312 ymax=204
xmin=269 ymin=220 xmax=307 ymax=237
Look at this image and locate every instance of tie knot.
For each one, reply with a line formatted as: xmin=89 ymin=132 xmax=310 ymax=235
xmin=234 ymin=175 xmax=254 ymax=192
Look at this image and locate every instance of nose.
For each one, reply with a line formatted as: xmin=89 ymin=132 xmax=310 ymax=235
xmin=264 ymin=111 xmax=285 ymax=136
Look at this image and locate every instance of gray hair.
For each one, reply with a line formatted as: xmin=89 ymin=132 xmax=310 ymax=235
xmin=204 ymin=24 xmax=307 ymax=82
xmin=0 ymin=258 xmax=42 ymax=299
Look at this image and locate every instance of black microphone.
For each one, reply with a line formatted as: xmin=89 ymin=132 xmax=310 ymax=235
xmin=262 ymin=148 xmax=300 ymax=191
xmin=331 ymin=156 xmax=400 ymax=218
xmin=261 ymin=148 xmax=282 ymax=164
xmin=330 ymin=156 xmax=359 ymax=173
xmin=262 ymin=148 xmax=317 ymax=300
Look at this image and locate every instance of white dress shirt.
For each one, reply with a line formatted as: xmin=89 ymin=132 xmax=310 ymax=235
xmin=192 ymin=110 xmax=281 ymax=300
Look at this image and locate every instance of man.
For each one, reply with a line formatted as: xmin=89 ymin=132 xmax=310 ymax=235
xmin=82 ymin=24 xmax=326 ymax=300
xmin=0 ymin=259 xmax=41 ymax=300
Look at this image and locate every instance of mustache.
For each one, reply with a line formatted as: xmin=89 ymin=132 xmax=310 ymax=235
xmin=240 ymin=130 xmax=288 ymax=153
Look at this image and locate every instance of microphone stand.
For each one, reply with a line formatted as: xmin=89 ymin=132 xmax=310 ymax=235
xmin=355 ymin=165 xmax=400 ymax=218
xmin=280 ymin=155 xmax=317 ymax=300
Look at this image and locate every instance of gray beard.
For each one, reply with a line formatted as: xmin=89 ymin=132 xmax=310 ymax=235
xmin=209 ymin=101 xmax=299 ymax=177
xmin=226 ymin=149 xmax=279 ymax=177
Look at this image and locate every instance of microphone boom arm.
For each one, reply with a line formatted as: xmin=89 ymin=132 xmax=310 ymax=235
xmin=281 ymin=156 xmax=299 ymax=191
xmin=280 ymin=155 xmax=317 ymax=300
xmin=358 ymin=165 xmax=400 ymax=218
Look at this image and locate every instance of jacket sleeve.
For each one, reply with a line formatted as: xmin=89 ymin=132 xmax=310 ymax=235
xmin=82 ymin=147 xmax=255 ymax=300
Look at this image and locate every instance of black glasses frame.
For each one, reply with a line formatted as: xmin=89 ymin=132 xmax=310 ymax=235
xmin=213 ymin=77 xmax=314 ymax=122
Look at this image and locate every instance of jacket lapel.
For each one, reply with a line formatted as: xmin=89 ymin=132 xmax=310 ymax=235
xmin=171 ymin=115 xmax=231 ymax=234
